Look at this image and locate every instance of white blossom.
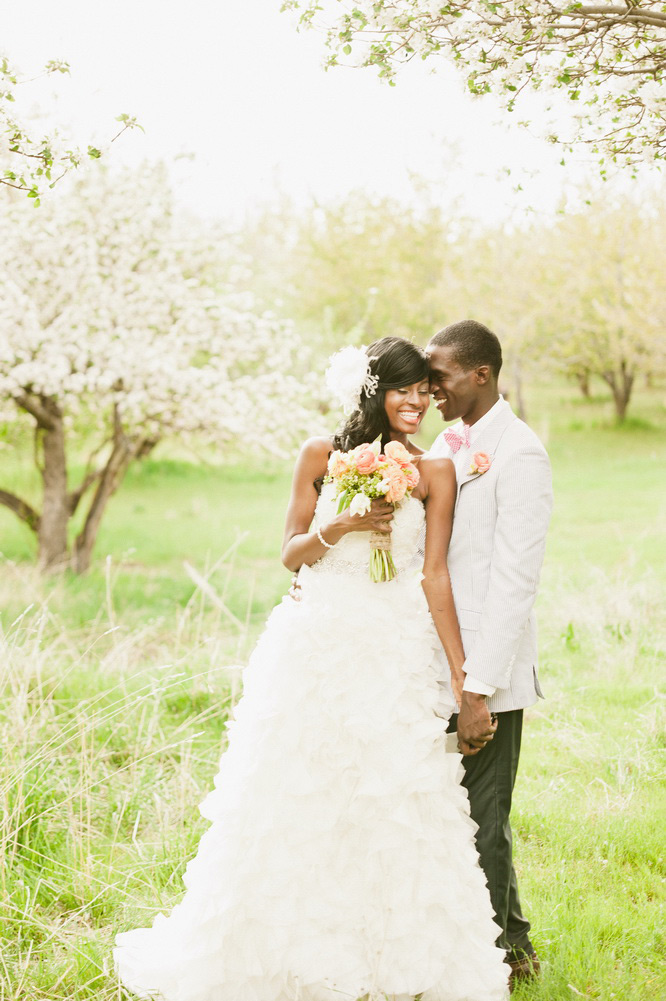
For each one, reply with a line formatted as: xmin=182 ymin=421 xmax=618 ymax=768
xmin=0 ymin=165 xmax=325 ymax=456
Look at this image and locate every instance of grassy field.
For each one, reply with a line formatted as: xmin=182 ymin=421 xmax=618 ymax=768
xmin=0 ymin=379 xmax=664 ymax=999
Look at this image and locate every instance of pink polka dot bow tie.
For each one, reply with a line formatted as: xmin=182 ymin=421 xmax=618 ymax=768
xmin=444 ymin=425 xmax=471 ymax=453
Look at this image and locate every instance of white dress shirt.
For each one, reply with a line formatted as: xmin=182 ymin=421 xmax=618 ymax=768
xmin=445 ymin=397 xmax=508 ymax=699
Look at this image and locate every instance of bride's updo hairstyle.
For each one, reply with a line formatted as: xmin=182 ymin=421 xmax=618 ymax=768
xmin=333 ymin=337 xmax=428 ymax=452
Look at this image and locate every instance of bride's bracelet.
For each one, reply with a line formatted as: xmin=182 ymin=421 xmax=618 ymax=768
xmin=316 ymin=526 xmax=335 ymax=550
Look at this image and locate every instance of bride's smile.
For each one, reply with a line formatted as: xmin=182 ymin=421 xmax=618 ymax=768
xmin=384 ymin=380 xmax=430 ymax=436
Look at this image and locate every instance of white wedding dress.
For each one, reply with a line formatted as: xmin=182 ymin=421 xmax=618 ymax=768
xmin=115 ymin=484 xmax=509 ymax=1001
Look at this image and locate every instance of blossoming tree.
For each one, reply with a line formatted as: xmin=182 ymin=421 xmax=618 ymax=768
xmin=282 ymin=1 xmax=666 ymax=161
xmin=0 ymin=167 xmax=320 ymax=571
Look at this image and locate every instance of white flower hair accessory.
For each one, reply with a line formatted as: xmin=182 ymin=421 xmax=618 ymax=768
xmin=325 ymin=345 xmax=379 ymax=415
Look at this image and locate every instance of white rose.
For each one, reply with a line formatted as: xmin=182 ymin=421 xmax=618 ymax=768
xmin=349 ymin=492 xmax=372 ymax=517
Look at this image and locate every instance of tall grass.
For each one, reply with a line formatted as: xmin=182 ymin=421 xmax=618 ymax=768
xmin=0 ymin=566 xmax=245 ymax=1000
xmin=1 ymin=564 xmax=663 ymax=999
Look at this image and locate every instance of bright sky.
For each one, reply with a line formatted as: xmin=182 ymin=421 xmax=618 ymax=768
xmin=3 ymin=0 xmax=639 ymax=224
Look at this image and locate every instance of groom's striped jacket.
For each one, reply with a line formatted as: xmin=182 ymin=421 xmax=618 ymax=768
xmin=430 ymin=403 xmax=553 ymax=713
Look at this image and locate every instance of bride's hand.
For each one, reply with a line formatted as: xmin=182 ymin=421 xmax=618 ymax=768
xmin=337 ymin=499 xmax=394 ymax=535
xmin=450 ymin=667 xmax=465 ymax=709
xmin=451 ymin=678 xmax=464 ymax=707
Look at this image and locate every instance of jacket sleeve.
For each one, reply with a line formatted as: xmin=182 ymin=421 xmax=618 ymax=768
xmin=461 ymin=443 xmax=553 ymax=690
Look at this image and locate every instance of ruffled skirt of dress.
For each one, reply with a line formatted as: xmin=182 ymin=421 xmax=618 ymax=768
xmin=114 ymin=565 xmax=509 ymax=1001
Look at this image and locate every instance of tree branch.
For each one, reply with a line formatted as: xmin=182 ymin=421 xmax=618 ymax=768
xmin=14 ymin=392 xmax=57 ymax=430
xmin=0 ymin=178 xmax=34 ymax=192
xmin=572 ymin=6 xmax=666 ymax=27
xmin=0 ymin=490 xmax=40 ymax=531
xmin=67 ymin=468 xmax=104 ymax=515
xmin=66 ymin=432 xmax=115 ymax=515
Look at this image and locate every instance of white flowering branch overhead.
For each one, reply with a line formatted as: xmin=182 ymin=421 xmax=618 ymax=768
xmin=0 ymin=56 xmax=141 ymax=203
xmin=281 ymin=1 xmax=666 ymax=162
xmin=0 ymin=165 xmax=322 ymax=571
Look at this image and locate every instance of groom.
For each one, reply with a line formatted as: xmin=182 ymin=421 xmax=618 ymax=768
xmin=427 ymin=320 xmax=553 ymax=990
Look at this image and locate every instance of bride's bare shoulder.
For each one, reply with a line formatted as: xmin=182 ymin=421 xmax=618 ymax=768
xmin=419 ymin=455 xmax=455 ymax=476
xmin=298 ymin=436 xmax=334 ymax=462
xmin=292 ymin=437 xmax=335 ymax=483
xmin=418 ymin=456 xmax=456 ymax=494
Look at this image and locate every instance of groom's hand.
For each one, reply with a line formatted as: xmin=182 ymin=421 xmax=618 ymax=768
xmin=457 ymin=692 xmax=497 ymax=750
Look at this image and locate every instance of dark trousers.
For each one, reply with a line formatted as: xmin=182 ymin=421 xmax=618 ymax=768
xmin=447 ymin=709 xmax=533 ymax=957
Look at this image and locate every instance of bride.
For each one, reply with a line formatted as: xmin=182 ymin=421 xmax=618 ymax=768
xmin=114 ymin=336 xmax=509 ymax=1001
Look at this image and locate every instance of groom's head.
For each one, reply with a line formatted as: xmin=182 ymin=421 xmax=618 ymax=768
xmin=426 ymin=320 xmax=502 ymax=426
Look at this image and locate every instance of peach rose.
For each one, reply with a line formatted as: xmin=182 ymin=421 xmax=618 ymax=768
xmin=384 ymin=440 xmax=413 ymax=467
xmin=355 ymin=446 xmax=380 ymax=474
xmin=472 ymin=451 xmax=492 ymax=474
xmin=382 ymin=462 xmax=408 ymax=503
xmin=403 ymin=462 xmax=420 ymax=489
xmin=328 ymin=450 xmax=350 ymax=478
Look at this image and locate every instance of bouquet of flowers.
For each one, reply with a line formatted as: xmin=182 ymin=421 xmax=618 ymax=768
xmin=325 ymin=439 xmax=420 ymax=582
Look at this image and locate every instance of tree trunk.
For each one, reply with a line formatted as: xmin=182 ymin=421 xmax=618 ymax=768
xmin=576 ymin=369 xmax=591 ymax=399
xmin=601 ymin=362 xmax=635 ymax=423
xmin=37 ymin=401 xmax=70 ymax=571
xmin=135 ymin=436 xmax=159 ymax=460
xmin=71 ymin=411 xmax=154 ymax=573
xmin=72 ymin=441 xmax=132 ymax=574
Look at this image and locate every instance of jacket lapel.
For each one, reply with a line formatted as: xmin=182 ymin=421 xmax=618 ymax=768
xmin=456 ymin=405 xmax=517 ymax=500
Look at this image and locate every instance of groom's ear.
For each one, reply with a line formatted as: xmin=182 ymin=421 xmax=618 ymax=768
xmin=474 ymin=365 xmax=491 ymax=386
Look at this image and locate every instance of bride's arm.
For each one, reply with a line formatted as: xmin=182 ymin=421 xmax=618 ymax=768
xmin=420 ymin=458 xmax=467 ymax=706
xmin=281 ymin=437 xmax=393 ymax=573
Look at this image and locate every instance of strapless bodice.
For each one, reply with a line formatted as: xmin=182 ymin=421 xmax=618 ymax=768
xmin=311 ymin=482 xmax=425 ymax=578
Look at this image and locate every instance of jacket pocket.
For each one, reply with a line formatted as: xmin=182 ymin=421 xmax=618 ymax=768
xmin=458 ymin=608 xmax=481 ymax=632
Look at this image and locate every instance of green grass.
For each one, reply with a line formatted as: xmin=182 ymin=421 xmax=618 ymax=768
xmin=0 ymin=460 xmax=295 ymax=641
xmin=0 ymin=377 xmax=665 ymax=999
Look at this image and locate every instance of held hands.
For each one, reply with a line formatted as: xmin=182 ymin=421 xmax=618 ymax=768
xmin=450 ymin=676 xmax=486 ymax=757
xmin=456 ymin=692 xmax=498 ymax=756
xmin=337 ymin=498 xmax=394 ymax=535
xmin=450 ymin=667 xmax=466 ymax=709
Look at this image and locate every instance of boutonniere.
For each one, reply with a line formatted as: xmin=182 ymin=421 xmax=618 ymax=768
xmin=469 ymin=451 xmax=492 ymax=475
